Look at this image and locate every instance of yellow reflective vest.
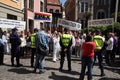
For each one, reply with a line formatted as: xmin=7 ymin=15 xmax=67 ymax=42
xmin=93 ymin=35 xmax=104 ymax=51
xmin=30 ymin=33 xmax=36 ymax=48
xmin=61 ymin=34 xmax=72 ymax=47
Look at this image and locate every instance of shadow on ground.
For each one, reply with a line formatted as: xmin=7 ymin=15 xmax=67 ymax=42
xmin=99 ymin=77 xmax=120 ymax=80
xmin=45 ymin=67 xmax=80 ymax=75
xmin=104 ymin=59 xmax=120 ymax=74
xmin=8 ymin=68 xmax=32 ymax=74
xmin=104 ymin=66 xmax=120 ymax=74
xmin=49 ymin=72 xmax=78 ymax=80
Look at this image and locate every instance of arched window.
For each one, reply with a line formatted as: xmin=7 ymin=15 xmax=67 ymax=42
xmin=55 ymin=10 xmax=59 ymax=13
xmin=97 ymin=11 xmax=105 ymax=19
xmin=49 ymin=9 xmax=53 ymax=13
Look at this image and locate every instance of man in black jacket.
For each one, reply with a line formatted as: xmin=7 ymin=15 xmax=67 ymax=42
xmin=10 ymin=28 xmax=22 ymax=67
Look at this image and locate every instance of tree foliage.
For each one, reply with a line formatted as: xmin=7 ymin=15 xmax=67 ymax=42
xmin=81 ymin=22 xmax=120 ymax=36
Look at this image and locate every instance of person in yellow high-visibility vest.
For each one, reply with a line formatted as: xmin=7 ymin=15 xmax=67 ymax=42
xmin=30 ymin=28 xmax=38 ymax=67
xmin=59 ymin=28 xmax=72 ymax=72
xmin=93 ymin=29 xmax=105 ymax=76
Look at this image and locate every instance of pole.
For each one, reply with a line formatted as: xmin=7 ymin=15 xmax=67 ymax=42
xmin=115 ymin=0 xmax=119 ymax=22
xmin=50 ymin=22 xmax=52 ymax=33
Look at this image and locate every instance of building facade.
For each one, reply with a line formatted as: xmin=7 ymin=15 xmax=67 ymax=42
xmin=24 ymin=0 xmax=45 ymax=33
xmin=0 ymin=0 xmax=24 ymax=24
xmin=77 ymin=0 xmax=92 ymax=28
xmin=0 ymin=0 xmax=24 ymax=37
xmin=65 ymin=0 xmax=120 ymax=29
xmin=64 ymin=0 xmax=76 ymax=21
xmin=45 ymin=0 xmax=62 ymax=31
xmin=93 ymin=0 xmax=111 ymax=19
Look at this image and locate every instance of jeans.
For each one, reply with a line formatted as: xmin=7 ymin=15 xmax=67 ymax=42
xmin=79 ymin=56 xmax=94 ymax=80
xmin=34 ymin=53 xmax=45 ymax=72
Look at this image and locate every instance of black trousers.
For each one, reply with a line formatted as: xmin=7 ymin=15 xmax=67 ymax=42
xmin=0 ymin=52 xmax=4 ymax=65
xmin=105 ymin=50 xmax=112 ymax=65
xmin=94 ymin=50 xmax=104 ymax=74
xmin=0 ymin=44 xmax=4 ymax=65
xmin=60 ymin=48 xmax=71 ymax=70
xmin=11 ymin=47 xmax=20 ymax=65
xmin=31 ymin=48 xmax=36 ymax=66
xmin=20 ymin=47 xmax=25 ymax=57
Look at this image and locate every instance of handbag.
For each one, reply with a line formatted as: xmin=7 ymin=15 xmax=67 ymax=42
xmin=37 ymin=45 xmax=49 ymax=56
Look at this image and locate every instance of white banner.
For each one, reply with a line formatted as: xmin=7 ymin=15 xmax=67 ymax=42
xmin=0 ymin=18 xmax=26 ymax=30
xmin=88 ymin=18 xmax=114 ymax=27
xmin=57 ymin=18 xmax=81 ymax=31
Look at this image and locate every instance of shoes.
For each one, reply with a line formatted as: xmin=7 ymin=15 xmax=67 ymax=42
xmin=33 ymin=69 xmax=36 ymax=73
xmin=53 ymin=61 xmax=56 ymax=63
xmin=59 ymin=68 xmax=63 ymax=72
xmin=39 ymin=71 xmax=45 ymax=74
xmin=0 ymin=63 xmax=4 ymax=65
xmin=31 ymin=64 xmax=33 ymax=67
xmin=68 ymin=69 xmax=71 ymax=72
xmin=86 ymin=71 xmax=88 ymax=75
xmin=11 ymin=64 xmax=15 ymax=67
xmin=16 ymin=64 xmax=23 ymax=67
xmin=101 ymin=73 xmax=105 ymax=76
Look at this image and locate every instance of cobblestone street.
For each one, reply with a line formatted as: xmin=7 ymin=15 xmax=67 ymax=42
xmin=0 ymin=54 xmax=120 ymax=80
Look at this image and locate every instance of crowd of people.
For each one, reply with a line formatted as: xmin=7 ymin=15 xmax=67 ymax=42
xmin=0 ymin=27 xmax=120 ymax=80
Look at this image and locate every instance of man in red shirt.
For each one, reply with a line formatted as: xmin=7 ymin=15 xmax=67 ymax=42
xmin=79 ymin=35 xmax=96 ymax=80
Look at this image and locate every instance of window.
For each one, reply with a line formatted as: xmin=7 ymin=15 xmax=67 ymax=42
xmin=101 ymin=0 xmax=104 ymax=5
xmin=55 ymin=10 xmax=59 ymax=13
xmin=49 ymin=9 xmax=53 ymax=13
xmin=29 ymin=0 xmax=34 ymax=10
xmin=40 ymin=22 xmax=43 ymax=29
xmin=97 ymin=12 xmax=105 ymax=19
xmin=12 ymin=0 xmax=18 ymax=2
xmin=80 ymin=2 xmax=89 ymax=12
xmin=85 ymin=2 xmax=88 ymax=12
xmin=97 ymin=0 xmax=99 ymax=5
xmin=7 ymin=14 xmax=17 ymax=20
xmin=40 ymin=1 xmax=44 ymax=12
xmin=98 ymin=0 xmax=105 ymax=5
xmin=81 ymin=2 xmax=84 ymax=12
xmin=104 ymin=0 xmax=106 ymax=5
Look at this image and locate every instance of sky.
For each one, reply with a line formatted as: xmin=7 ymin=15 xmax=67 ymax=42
xmin=60 ymin=0 xmax=66 ymax=5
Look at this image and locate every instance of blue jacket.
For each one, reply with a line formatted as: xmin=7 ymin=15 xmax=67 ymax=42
xmin=35 ymin=31 xmax=49 ymax=49
xmin=10 ymin=32 xmax=21 ymax=48
xmin=0 ymin=39 xmax=4 ymax=53
xmin=0 ymin=39 xmax=4 ymax=45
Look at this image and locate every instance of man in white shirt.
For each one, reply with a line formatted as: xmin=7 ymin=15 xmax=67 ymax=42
xmin=105 ymin=33 xmax=114 ymax=65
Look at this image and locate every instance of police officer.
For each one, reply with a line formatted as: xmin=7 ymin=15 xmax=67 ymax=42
xmin=93 ymin=30 xmax=105 ymax=76
xmin=10 ymin=28 xmax=22 ymax=67
xmin=30 ymin=28 xmax=38 ymax=67
xmin=59 ymin=28 xmax=72 ymax=71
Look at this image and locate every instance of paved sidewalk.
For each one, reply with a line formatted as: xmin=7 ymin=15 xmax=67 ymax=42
xmin=0 ymin=54 xmax=120 ymax=80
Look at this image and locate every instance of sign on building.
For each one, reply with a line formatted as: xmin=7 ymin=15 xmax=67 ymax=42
xmin=88 ymin=18 xmax=114 ymax=27
xmin=57 ymin=18 xmax=81 ymax=31
xmin=34 ymin=12 xmax=52 ymax=22
xmin=0 ymin=18 xmax=26 ymax=30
